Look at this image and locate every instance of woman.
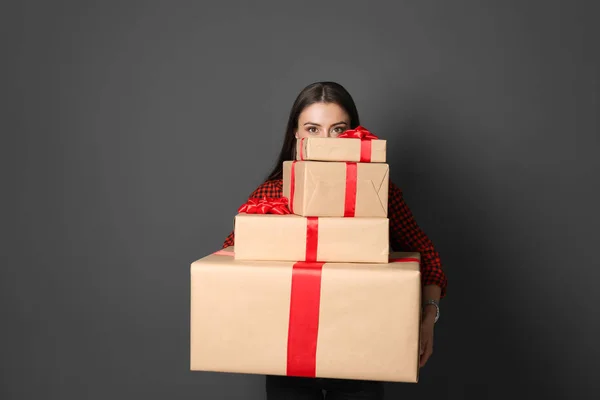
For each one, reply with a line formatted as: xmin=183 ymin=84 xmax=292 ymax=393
xmin=222 ymin=81 xmax=447 ymax=400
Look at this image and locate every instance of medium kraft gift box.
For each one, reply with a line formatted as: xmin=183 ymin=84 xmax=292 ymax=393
xmin=233 ymin=212 xmax=389 ymax=263
xmin=282 ymin=160 xmax=389 ymax=218
xmin=295 ymin=126 xmax=386 ymax=163
xmin=189 ymin=246 xmax=422 ymax=383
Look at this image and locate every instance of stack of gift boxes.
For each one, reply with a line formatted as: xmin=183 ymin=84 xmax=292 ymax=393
xmin=190 ymin=127 xmax=423 ymax=383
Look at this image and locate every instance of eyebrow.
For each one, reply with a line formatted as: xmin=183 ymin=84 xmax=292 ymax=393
xmin=303 ymin=121 xmax=348 ymax=126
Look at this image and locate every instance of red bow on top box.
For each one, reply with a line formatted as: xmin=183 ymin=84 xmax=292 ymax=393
xmin=295 ymin=126 xmax=386 ymax=163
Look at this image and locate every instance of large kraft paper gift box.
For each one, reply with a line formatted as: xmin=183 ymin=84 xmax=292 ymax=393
xmin=295 ymin=126 xmax=387 ymax=163
xmin=190 ymin=246 xmax=422 ymax=382
xmin=234 ymin=211 xmax=389 ymax=263
xmin=282 ymin=160 xmax=389 ymax=218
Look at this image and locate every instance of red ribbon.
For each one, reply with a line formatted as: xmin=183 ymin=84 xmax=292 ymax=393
xmin=339 ymin=126 xmax=378 ymax=162
xmin=344 ymin=162 xmax=357 ymax=217
xmin=305 ymin=217 xmax=319 ymax=262
xmin=287 ymin=261 xmax=324 ymax=377
xmin=286 ymin=255 xmax=419 ymax=377
xmin=299 ymin=138 xmax=306 ymax=160
xmin=339 ymin=126 xmax=379 ymax=140
xmin=237 ymin=197 xmax=291 ymax=215
xmin=289 ymin=161 xmax=297 ymax=212
xmin=286 ymin=215 xmax=321 ymax=377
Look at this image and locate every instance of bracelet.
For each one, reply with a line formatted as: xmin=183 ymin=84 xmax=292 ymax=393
xmin=423 ymin=299 xmax=440 ymax=323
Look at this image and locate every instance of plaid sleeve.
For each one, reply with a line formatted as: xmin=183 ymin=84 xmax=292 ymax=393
xmin=389 ymin=181 xmax=448 ymax=298
xmin=222 ymin=179 xmax=284 ymax=248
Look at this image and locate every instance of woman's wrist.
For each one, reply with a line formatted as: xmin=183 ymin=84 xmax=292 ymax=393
xmin=422 ymin=285 xmax=442 ymax=323
xmin=423 ymin=305 xmax=437 ymax=321
xmin=422 ymin=297 xmax=440 ymax=323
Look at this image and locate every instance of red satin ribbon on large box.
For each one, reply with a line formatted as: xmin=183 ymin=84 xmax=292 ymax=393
xmin=286 ymin=260 xmax=323 ymax=377
xmin=298 ymin=126 xmax=379 ymax=163
xmin=213 ymin=249 xmax=419 ymax=378
xmin=290 ymin=160 xmax=358 ymax=217
xmin=289 ymin=256 xmax=420 ymax=377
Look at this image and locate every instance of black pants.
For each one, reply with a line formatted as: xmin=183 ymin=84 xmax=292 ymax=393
xmin=266 ymin=375 xmax=384 ymax=400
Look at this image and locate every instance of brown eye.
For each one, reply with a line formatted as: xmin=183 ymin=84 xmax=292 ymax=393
xmin=307 ymin=127 xmax=318 ymax=134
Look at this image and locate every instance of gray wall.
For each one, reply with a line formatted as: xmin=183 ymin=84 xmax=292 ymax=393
xmin=4 ymin=0 xmax=598 ymax=399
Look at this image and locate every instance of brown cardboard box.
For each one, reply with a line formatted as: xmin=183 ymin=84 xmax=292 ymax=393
xmin=282 ymin=161 xmax=389 ymax=218
xmin=190 ymin=246 xmax=422 ymax=383
xmin=233 ymin=213 xmax=389 ymax=263
xmin=295 ymin=137 xmax=387 ymax=162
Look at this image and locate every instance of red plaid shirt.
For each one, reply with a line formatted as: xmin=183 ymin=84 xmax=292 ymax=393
xmin=223 ymin=179 xmax=447 ymax=298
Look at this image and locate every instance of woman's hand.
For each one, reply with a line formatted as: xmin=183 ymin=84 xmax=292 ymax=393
xmin=419 ymin=308 xmax=436 ymax=367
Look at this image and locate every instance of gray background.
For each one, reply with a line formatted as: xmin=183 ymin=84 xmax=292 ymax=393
xmin=4 ymin=0 xmax=599 ymax=399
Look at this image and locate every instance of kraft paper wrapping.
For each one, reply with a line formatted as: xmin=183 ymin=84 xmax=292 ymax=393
xmin=282 ymin=161 xmax=389 ymax=218
xmin=295 ymin=137 xmax=387 ymax=162
xmin=190 ymin=246 xmax=422 ymax=383
xmin=233 ymin=213 xmax=389 ymax=263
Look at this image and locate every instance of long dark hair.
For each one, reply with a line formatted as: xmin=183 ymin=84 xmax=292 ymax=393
xmin=265 ymin=81 xmax=361 ymax=181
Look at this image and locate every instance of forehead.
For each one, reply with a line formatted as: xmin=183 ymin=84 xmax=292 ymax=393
xmin=298 ymin=102 xmax=350 ymax=124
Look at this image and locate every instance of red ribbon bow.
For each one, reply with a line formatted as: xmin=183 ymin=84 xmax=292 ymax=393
xmin=338 ymin=126 xmax=378 ymax=140
xmin=237 ymin=197 xmax=291 ymax=215
xmin=338 ymin=126 xmax=378 ymax=162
